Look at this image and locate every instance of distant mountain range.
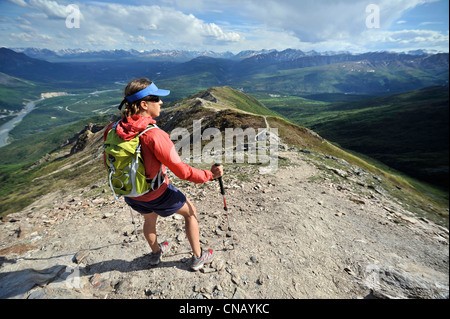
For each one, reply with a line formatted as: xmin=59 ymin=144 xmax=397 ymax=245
xmin=2 ymin=47 xmax=447 ymax=98
xmin=11 ymin=47 xmax=353 ymax=62
xmin=11 ymin=47 xmax=234 ymax=62
xmin=10 ymin=47 xmax=443 ymax=63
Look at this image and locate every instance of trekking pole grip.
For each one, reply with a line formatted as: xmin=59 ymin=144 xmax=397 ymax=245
xmin=214 ymin=163 xmax=225 ymax=195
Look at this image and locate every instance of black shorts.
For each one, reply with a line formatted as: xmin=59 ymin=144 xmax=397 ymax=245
xmin=124 ymin=184 xmax=186 ymax=217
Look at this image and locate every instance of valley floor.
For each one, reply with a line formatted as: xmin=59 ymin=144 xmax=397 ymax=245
xmin=0 ymin=149 xmax=448 ymax=300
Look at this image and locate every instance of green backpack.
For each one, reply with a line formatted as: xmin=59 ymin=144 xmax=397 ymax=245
xmin=104 ymin=121 xmax=164 ymax=200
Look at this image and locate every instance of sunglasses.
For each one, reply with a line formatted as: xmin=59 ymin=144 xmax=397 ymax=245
xmin=144 ymin=95 xmax=161 ymax=103
xmin=119 ymin=95 xmax=161 ymax=110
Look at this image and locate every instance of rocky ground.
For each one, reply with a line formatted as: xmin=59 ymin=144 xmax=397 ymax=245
xmin=0 ymin=148 xmax=448 ymax=300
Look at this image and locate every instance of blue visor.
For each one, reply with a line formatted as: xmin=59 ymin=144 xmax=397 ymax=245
xmin=125 ymin=82 xmax=170 ymax=103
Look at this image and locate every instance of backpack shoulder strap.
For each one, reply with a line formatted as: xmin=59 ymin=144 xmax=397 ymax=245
xmin=135 ymin=124 xmax=158 ymax=153
xmin=111 ymin=120 xmax=121 ymax=131
xmin=138 ymin=124 xmax=158 ymax=137
xmin=136 ymin=124 xmax=165 ymax=190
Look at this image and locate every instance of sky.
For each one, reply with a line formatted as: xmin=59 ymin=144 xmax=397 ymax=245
xmin=0 ymin=0 xmax=448 ymax=54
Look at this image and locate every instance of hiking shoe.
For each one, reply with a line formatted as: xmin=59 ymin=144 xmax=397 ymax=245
xmin=191 ymin=248 xmax=214 ymax=271
xmin=149 ymin=241 xmax=171 ymax=266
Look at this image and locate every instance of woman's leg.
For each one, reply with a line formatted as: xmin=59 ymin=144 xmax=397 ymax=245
xmin=142 ymin=212 xmax=160 ymax=253
xmin=176 ymin=198 xmax=201 ymax=257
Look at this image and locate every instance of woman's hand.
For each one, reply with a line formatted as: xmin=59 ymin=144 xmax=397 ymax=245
xmin=211 ymin=164 xmax=223 ymax=180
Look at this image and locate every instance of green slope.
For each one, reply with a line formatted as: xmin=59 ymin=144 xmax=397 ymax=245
xmin=169 ymin=86 xmax=280 ymax=117
xmin=233 ymin=60 xmax=449 ymax=96
xmin=267 ymin=86 xmax=449 ymax=189
xmin=200 ymin=86 xmax=280 ymax=116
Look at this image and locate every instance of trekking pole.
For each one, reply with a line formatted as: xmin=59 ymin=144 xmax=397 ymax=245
xmin=214 ymin=163 xmax=230 ymax=230
xmin=129 ymin=207 xmax=139 ymax=242
xmin=215 ymin=164 xmax=235 ymax=252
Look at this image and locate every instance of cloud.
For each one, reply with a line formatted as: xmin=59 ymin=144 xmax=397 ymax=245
xmin=175 ymin=0 xmax=445 ymax=47
xmin=9 ymin=24 xmax=53 ymax=45
xmin=359 ymin=28 xmax=449 ymax=52
xmin=366 ymin=29 xmax=449 ymax=44
xmin=6 ymin=0 xmax=29 ymax=7
xmin=28 ymin=0 xmax=68 ymax=19
xmin=419 ymin=21 xmax=444 ymax=26
xmin=2 ymin=1 xmax=242 ymax=50
xmin=217 ymin=0 xmax=440 ymax=41
xmin=88 ymin=3 xmax=242 ymax=48
xmin=1 ymin=0 xmax=447 ymax=52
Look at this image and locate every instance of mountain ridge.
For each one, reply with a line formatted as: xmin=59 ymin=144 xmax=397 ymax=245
xmin=0 ymin=86 xmax=448 ymax=299
xmin=0 ymin=86 xmax=447 ymax=224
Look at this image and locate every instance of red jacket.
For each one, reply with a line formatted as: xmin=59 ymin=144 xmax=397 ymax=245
xmin=104 ymin=115 xmax=213 ymax=201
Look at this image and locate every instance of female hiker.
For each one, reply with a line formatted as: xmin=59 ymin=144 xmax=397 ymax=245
xmin=104 ymin=78 xmax=223 ymax=271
